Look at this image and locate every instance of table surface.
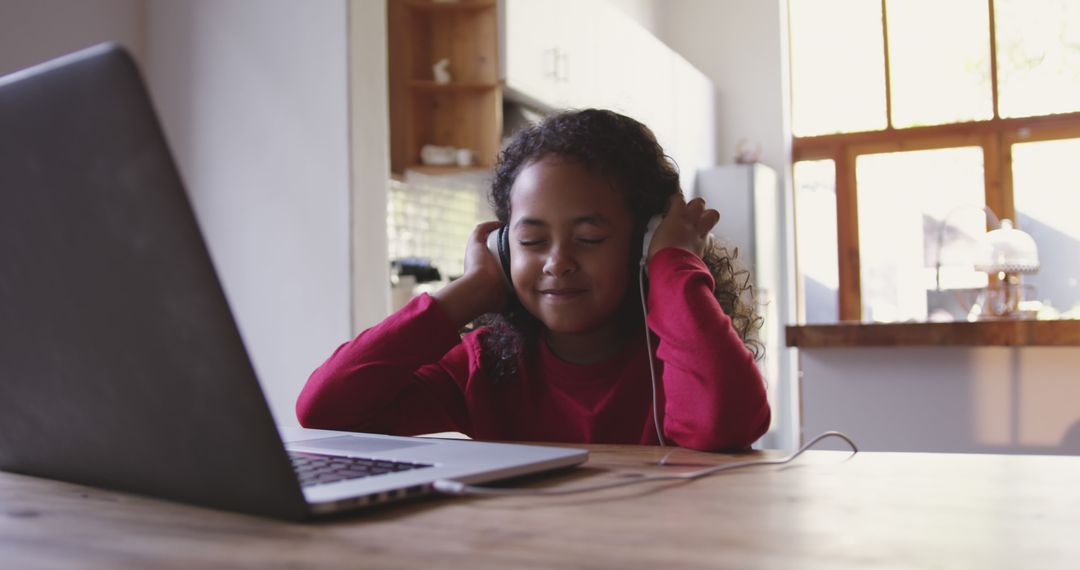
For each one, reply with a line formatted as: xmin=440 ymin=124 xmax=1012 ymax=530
xmin=2 ymin=443 xmax=1079 ymax=569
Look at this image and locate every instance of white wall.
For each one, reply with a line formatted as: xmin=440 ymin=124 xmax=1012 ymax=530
xmin=347 ymin=1 xmax=392 ymax=335
xmin=0 ymin=0 xmax=144 ymax=76
xmin=2 ymin=0 xmax=392 ymax=429
xmin=144 ymin=0 xmax=353 ymax=426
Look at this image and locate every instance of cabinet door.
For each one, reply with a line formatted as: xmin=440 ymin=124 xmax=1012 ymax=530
xmin=504 ymin=0 xmax=559 ymax=104
xmin=549 ymin=4 xmax=596 ymax=109
xmin=590 ymin=5 xmax=674 ymax=151
xmin=672 ymin=56 xmax=715 ymax=192
xmin=589 ymin=1 xmax=635 ymax=115
xmin=503 ymin=0 xmax=716 ymax=183
xmin=504 ymin=0 xmax=595 ymax=110
xmin=635 ymin=37 xmax=674 ymax=162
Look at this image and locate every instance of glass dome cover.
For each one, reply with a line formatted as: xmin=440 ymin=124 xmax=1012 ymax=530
xmin=973 ymin=219 xmax=1040 ymax=274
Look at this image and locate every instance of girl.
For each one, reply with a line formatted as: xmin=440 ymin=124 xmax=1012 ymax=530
xmin=297 ymin=109 xmax=770 ymax=451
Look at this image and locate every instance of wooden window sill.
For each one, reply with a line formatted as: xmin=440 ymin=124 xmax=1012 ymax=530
xmin=785 ymin=320 xmax=1080 ymax=348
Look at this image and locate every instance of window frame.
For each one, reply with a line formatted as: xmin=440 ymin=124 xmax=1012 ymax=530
xmin=791 ymin=0 xmax=1080 ymax=322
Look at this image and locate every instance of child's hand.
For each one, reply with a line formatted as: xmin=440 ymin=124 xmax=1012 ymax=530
xmin=462 ymin=221 xmax=509 ymax=297
xmin=648 ymin=194 xmax=720 ymax=259
xmin=432 ymin=221 xmax=510 ymax=327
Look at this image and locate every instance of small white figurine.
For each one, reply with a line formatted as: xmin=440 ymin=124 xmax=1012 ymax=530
xmin=433 ymin=59 xmax=452 ymax=84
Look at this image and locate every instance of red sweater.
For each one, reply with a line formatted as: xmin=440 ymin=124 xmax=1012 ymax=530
xmin=296 ymin=248 xmax=770 ymax=451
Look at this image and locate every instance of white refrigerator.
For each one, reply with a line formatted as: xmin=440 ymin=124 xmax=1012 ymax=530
xmin=692 ymin=163 xmax=795 ymax=449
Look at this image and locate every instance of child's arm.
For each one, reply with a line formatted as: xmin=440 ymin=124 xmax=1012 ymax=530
xmin=646 ymin=247 xmax=771 ymax=452
xmin=296 ymin=222 xmax=508 ymax=436
xmin=295 ymin=293 xmax=473 ymax=436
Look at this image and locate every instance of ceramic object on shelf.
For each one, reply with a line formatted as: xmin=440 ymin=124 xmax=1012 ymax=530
xmin=420 ymin=144 xmax=457 ymax=166
xmin=433 ymin=59 xmax=452 ymax=84
xmin=455 ymin=148 xmax=473 ymax=167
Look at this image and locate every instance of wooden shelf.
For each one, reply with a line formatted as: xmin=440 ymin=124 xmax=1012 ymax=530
xmin=404 ymin=164 xmax=491 ymax=175
xmin=405 ymin=0 xmax=496 ymax=12
xmin=388 ymin=0 xmax=500 ymax=175
xmin=785 ymin=320 xmax=1080 ymax=348
xmin=408 ymin=80 xmax=499 ymax=91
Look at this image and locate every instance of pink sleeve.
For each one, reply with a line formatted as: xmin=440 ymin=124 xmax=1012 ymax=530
xmin=295 ymin=293 xmax=472 ymax=436
xmin=646 ymin=247 xmax=771 ymax=451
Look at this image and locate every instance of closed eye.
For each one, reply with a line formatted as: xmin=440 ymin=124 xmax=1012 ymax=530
xmin=577 ymin=238 xmax=606 ymax=245
xmin=518 ymin=239 xmax=546 ymax=247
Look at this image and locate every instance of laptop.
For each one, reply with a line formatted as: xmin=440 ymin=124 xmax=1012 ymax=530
xmin=0 ymin=43 xmax=587 ymax=520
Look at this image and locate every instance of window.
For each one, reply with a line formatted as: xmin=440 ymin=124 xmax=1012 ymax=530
xmin=792 ymin=160 xmax=838 ymax=323
xmin=790 ymin=0 xmax=1080 ymax=322
xmin=1012 ymin=138 xmax=1080 ymax=317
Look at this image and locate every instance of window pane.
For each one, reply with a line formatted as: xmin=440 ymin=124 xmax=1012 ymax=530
xmin=857 ymin=148 xmax=987 ymax=322
xmin=886 ymin=0 xmax=993 ymax=128
xmin=996 ymin=0 xmax=1080 ymax=118
xmin=794 ymin=160 xmax=839 ymax=323
xmin=1012 ymin=138 xmax=1080 ymax=316
xmin=789 ymin=0 xmax=887 ymax=136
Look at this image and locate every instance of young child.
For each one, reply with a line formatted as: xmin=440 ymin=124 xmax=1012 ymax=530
xmin=297 ymin=109 xmax=770 ymax=451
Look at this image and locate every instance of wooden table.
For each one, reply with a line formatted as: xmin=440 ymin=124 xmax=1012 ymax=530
xmin=2 ymin=444 xmax=1079 ymax=568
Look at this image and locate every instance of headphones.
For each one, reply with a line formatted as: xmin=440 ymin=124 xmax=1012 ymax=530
xmin=485 ymin=215 xmax=667 ymax=288
xmin=486 ymin=224 xmax=515 ymax=287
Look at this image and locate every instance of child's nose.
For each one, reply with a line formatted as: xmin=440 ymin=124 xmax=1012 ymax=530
xmin=543 ymin=244 xmax=577 ymax=277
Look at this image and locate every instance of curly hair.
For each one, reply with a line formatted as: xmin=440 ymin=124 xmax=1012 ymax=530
xmin=474 ymin=109 xmax=763 ymax=383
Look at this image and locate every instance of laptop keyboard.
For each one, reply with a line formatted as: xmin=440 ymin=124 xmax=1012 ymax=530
xmin=288 ymin=451 xmax=433 ymax=488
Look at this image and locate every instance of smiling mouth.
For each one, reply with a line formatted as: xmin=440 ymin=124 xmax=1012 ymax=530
xmin=539 ymin=288 xmax=586 ymax=300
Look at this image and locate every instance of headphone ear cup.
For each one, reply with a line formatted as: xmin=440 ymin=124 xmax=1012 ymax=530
xmin=486 ymin=225 xmax=513 ymax=287
xmin=641 ymin=215 xmax=664 ymax=274
xmin=497 ymin=225 xmax=512 ymax=285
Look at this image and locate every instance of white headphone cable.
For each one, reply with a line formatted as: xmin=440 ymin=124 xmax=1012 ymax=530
xmin=639 ymin=258 xmax=665 ymax=447
xmin=432 ymin=431 xmax=858 ymax=497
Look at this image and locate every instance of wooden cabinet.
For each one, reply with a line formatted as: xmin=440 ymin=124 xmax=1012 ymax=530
xmin=387 ymin=0 xmax=501 ymax=175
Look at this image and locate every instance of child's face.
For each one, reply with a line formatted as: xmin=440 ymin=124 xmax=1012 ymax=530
xmin=508 ymin=156 xmax=635 ymax=335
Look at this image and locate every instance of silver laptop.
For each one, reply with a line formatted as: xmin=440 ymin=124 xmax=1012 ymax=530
xmin=0 ymin=43 xmax=586 ymax=520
